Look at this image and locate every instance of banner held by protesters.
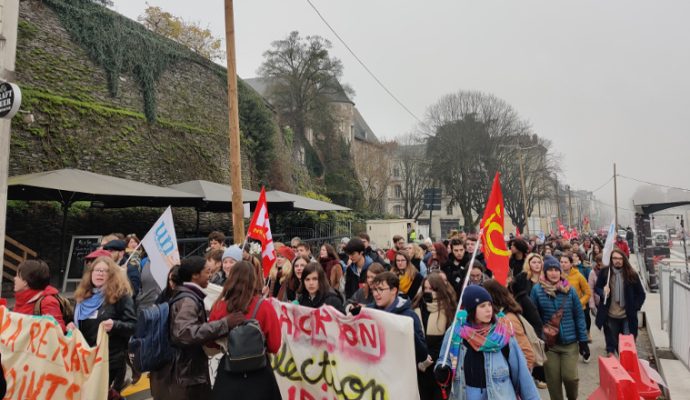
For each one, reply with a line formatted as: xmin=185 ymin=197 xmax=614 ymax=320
xmin=140 ymin=206 xmax=180 ymax=290
xmin=271 ymin=299 xmax=419 ymax=400
xmin=0 ymin=306 xmax=109 ymax=399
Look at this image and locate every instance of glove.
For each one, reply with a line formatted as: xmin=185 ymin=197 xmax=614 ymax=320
xmin=579 ymin=341 xmax=590 ymax=359
xmin=350 ymin=304 xmax=362 ymax=316
xmin=225 ymin=312 xmax=245 ymax=329
xmin=434 ymin=364 xmax=452 ymax=385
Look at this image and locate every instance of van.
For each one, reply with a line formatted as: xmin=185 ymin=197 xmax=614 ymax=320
xmin=652 ymin=229 xmax=670 ymax=247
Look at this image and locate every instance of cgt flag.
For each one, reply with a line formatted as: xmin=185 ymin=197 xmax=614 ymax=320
xmin=247 ymin=187 xmax=276 ymax=278
xmin=141 ymin=206 xmax=180 ymax=290
xmin=479 ymin=172 xmax=511 ymax=285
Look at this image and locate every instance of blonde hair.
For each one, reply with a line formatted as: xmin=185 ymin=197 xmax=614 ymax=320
xmin=74 ymin=256 xmax=133 ymax=304
xmin=522 ymin=253 xmax=544 ymax=280
xmin=410 ymin=243 xmax=425 ymax=260
xmin=269 ymin=257 xmax=292 ymax=285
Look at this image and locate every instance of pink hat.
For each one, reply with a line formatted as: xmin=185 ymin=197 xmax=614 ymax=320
xmin=85 ymin=249 xmax=112 ymax=260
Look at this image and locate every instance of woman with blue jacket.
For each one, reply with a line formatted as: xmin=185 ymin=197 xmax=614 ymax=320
xmin=434 ymin=285 xmax=539 ymax=400
xmin=530 ymin=256 xmax=589 ymax=400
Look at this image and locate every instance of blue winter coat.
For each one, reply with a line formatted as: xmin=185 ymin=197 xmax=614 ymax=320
xmin=375 ymin=296 xmax=429 ymax=363
xmin=435 ymin=331 xmax=540 ymax=400
xmin=530 ymin=284 xmax=588 ymax=345
xmin=594 ymin=267 xmax=645 ymax=336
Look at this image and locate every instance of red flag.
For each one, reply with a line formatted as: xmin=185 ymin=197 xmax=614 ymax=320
xmin=571 ymin=227 xmax=579 ymax=238
xmin=516 ymin=226 xmax=521 ymax=237
xmin=246 ymin=187 xmax=276 ymax=278
xmin=479 ymin=172 xmax=511 ymax=285
xmin=557 ymin=220 xmax=567 ymax=237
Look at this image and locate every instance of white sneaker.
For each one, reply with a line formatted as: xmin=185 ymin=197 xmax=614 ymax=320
xmin=583 ymin=354 xmax=591 ymax=363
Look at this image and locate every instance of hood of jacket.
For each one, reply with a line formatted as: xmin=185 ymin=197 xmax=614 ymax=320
xmin=347 ymin=255 xmax=373 ymax=275
xmin=384 ymin=295 xmax=412 ymax=315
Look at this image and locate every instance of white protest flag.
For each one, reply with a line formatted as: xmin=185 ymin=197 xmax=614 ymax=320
xmin=602 ymin=219 xmax=616 ymax=267
xmin=141 ymin=206 xmax=180 ymax=289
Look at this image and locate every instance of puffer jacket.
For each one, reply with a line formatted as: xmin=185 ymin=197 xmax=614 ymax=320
xmin=374 ymin=296 xmax=428 ymax=363
xmin=564 ymin=267 xmax=591 ymax=309
xmin=13 ymin=285 xmax=66 ymax=332
xmin=530 ymin=284 xmax=587 ymax=345
xmin=152 ymin=284 xmax=229 ymax=389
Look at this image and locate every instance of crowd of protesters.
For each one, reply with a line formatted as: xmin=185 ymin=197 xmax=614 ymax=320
xmin=1 ymin=226 xmax=645 ymax=400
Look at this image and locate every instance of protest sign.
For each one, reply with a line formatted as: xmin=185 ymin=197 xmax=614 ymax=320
xmin=0 ymin=306 xmax=109 ymax=399
xmin=270 ymin=299 xmax=420 ymax=400
xmin=141 ymin=206 xmax=180 ymax=290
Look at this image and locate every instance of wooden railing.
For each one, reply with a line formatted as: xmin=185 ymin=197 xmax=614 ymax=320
xmin=3 ymin=235 xmax=37 ymax=281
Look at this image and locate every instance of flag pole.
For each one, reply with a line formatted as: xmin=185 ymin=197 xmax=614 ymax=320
xmin=439 ymin=228 xmax=484 ymax=368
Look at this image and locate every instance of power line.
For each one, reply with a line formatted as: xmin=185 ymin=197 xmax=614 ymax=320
xmin=304 ymin=0 xmax=423 ymax=124
xmin=590 ymin=176 xmax=613 ymax=193
xmin=617 ymin=174 xmax=690 ymax=193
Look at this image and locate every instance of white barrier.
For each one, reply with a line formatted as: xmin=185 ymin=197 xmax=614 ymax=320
xmin=669 ymin=277 xmax=690 ymax=370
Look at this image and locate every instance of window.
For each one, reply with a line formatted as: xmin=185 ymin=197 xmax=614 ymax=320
xmin=392 ymin=167 xmax=400 ymax=177
xmin=393 ymin=205 xmax=403 ymax=216
xmin=395 ymin=185 xmax=403 ymax=198
xmin=446 ymin=204 xmax=453 ymax=215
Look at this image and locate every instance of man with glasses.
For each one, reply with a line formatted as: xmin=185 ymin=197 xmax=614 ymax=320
xmin=371 ymin=272 xmax=432 ymax=373
xmin=594 ymin=248 xmax=646 ymax=357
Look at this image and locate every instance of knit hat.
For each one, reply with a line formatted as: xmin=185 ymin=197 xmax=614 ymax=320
xmin=222 ymin=245 xmax=242 ymax=262
xmin=277 ymin=245 xmax=295 ymax=262
xmin=462 ymin=285 xmax=492 ymax=312
xmin=543 ymin=255 xmax=562 ymax=272
xmin=103 ymin=240 xmax=126 ymax=251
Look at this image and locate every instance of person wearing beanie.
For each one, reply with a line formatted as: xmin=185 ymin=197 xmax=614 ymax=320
xmin=210 ymin=245 xmax=242 ymax=286
xmin=434 ymin=285 xmax=539 ymax=400
xmin=267 ymin=246 xmax=294 ymax=298
xmin=530 ymin=254 xmax=589 ymax=400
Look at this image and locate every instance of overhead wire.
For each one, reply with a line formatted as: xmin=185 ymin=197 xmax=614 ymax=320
xmin=304 ymin=0 xmax=423 ymax=124
xmin=617 ymin=174 xmax=690 ymax=193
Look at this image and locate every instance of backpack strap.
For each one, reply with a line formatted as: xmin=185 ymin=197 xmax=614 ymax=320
xmin=33 ymin=295 xmax=46 ymax=316
xmin=250 ymin=297 xmax=264 ymax=320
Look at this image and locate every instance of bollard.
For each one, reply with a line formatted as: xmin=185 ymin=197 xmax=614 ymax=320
xmin=588 ymin=356 xmax=640 ymax=400
xmin=618 ymin=334 xmax=662 ymax=399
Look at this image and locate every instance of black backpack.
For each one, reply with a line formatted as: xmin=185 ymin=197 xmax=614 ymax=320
xmin=222 ymin=298 xmax=266 ymax=373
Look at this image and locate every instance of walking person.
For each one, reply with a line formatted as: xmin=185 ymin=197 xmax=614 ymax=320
xmin=13 ymin=259 xmax=66 ymax=333
xmin=209 ymin=261 xmax=282 ymax=400
xmin=594 ymin=248 xmax=646 ymax=356
xmin=68 ymin=256 xmax=136 ymax=397
xmin=413 ymin=272 xmax=456 ymax=400
xmin=298 ymin=263 xmax=345 ymax=313
xmin=560 ymin=252 xmax=592 ymax=354
xmin=434 ymin=285 xmax=539 ymax=400
xmin=530 ymin=256 xmax=589 ymax=400
xmin=150 ymin=256 xmax=241 ymax=399
xmin=393 ymin=251 xmax=423 ymax=299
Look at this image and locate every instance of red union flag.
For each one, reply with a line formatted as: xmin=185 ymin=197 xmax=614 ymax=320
xmin=247 ymin=187 xmax=276 ymax=278
xmin=479 ymin=172 xmax=511 ymax=285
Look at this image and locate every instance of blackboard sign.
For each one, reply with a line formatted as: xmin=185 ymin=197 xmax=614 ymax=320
xmin=62 ymin=235 xmax=101 ymax=292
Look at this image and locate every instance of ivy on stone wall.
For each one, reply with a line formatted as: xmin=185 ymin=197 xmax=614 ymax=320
xmin=238 ymin=80 xmax=277 ymax=188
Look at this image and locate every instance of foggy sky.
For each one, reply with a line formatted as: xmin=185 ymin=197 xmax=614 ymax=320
xmin=112 ymin=1 xmax=690 ymax=225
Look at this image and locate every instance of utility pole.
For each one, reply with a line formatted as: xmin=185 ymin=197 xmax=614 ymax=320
xmin=518 ymin=154 xmax=530 ymax=235
xmin=0 ymin=0 xmax=20 ymax=283
xmin=555 ymin=174 xmax=561 ymax=229
xmin=613 ymin=163 xmax=618 ymax=229
xmin=224 ymin=0 xmax=244 ymax=242
xmin=567 ymin=185 xmax=573 ymax=228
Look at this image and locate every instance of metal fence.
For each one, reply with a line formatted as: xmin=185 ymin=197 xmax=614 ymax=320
xmin=669 ymin=277 xmax=690 ymax=369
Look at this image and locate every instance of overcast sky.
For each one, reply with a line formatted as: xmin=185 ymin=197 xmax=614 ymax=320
xmin=112 ymin=1 xmax=690 ymax=222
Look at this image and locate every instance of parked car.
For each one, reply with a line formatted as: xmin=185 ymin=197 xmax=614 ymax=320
xmin=652 ymin=229 xmax=671 ymax=257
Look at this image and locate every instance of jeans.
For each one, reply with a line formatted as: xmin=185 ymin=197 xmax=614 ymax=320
xmin=584 ymin=305 xmax=591 ymax=332
xmin=465 ymin=386 xmax=489 ymax=400
xmin=544 ymin=342 xmax=579 ymax=400
xmin=604 ymin=317 xmax=630 ymax=354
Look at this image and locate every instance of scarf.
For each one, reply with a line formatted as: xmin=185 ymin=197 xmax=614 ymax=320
xmin=74 ymin=289 xmax=104 ymax=329
xmin=424 ymin=300 xmax=449 ymax=336
xmin=399 ymin=273 xmax=412 ymax=294
xmin=612 ymin=267 xmax=625 ymax=308
xmin=448 ymin=310 xmax=513 ymax=372
xmin=539 ymin=276 xmax=570 ymax=298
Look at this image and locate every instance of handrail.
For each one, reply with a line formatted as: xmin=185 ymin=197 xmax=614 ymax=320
xmin=5 ymin=235 xmax=37 ymax=258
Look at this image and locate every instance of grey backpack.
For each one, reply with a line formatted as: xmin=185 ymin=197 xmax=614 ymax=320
xmin=223 ymin=298 xmax=267 ymax=373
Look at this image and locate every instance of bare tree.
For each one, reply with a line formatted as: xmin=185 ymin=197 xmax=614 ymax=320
xmin=354 ymin=140 xmax=396 ymax=214
xmin=395 ymin=134 xmax=430 ymax=219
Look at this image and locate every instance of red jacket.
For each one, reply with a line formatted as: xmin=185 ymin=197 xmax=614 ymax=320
xmin=615 ymin=239 xmax=630 ymax=257
xmin=13 ymin=285 xmax=66 ymax=333
xmin=209 ymin=295 xmax=281 ymax=354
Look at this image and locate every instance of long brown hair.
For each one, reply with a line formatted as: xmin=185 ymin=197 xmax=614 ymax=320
xmin=362 ymin=263 xmax=386 ymax=299
xmin=298 ymin=263 xmax=330 ymax=298
xmin=416 ymin=272 xmax=457 ymax=324
xmin=393 ymin=250 xmax=418 ymax=281
xmin=74 ymin=256 xmax=132 ymax=304
xmin=610 ymin=248 xmax=639 ymax=283
xmin=320 ymin=243 xmax=338 ymax=261
xmin=482 ymin=279 xmax=523 ymax=315
xmin=220 ymin=261 xmax=257 ymax=313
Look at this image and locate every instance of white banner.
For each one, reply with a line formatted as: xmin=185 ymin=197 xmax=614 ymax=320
xmin=602 ymin=219 xmax=616 ymax=267
xmin=270 ymin=299 xmax=420 ymax=400
xmin=141 ymin=206 xmax=180 ymax=289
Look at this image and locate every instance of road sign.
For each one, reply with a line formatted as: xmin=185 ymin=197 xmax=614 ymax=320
xmin=423 ymin=188 xmax=442 ymax=211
